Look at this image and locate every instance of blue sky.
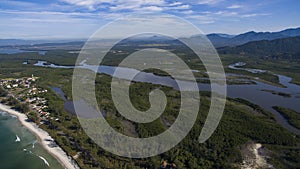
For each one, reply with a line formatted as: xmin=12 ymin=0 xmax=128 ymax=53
xmin=1 ymin=0 xmax=300 ymax=39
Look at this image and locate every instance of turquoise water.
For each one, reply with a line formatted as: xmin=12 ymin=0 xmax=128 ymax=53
xmin=0 ymin=111 xmax=64 ymax=169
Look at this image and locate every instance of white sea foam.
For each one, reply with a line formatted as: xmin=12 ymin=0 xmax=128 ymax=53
xmin=15 ymin=135 xmax=21 ymax=142
xmin=11 ymin=115 xmax=17 ymax=118
xmin=32 ymin=140 xmax=37 ymax=148
xmin=38 ymin=156 xmax=50 ymax=167
xmin=0 ymin=111 xmax=17 ymax=118
xmin=0 ymin=111 xmax=8 ymax=116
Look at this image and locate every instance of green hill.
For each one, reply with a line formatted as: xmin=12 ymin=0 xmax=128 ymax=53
xmin=218 ymin=36 xmax=300 ymax=60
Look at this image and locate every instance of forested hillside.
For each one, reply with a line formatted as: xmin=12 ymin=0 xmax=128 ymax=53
xmin=218 ymin=36 xmax=300 ymax=60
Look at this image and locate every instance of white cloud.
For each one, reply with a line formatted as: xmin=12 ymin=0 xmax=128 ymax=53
xmin=0 ymin=0 xmax=279 ymax=39
xmin=241 ymin=13 xmax=270 ymax=18
xmin=168 ymin=2 xmax=183 ymax=6
xmin=188 ymin=15 xmax=210 ymax=19
xmin=109 ymin=4 xmax=137 ymax=11
xmin=180 ymin=10 xmax=194 ymax=14
xmin=1 ymin=0 xmax=39 ymax=8
xmin=197 ymin=0 xmax=223 ymax=5
xmin=0 ymin=9 xmax=104 ymax=39
xmin=214 ymin=11 xmax=238 ymax=16
xmin=136 ymin=6 xmax=164 ymax=12
xmin=0 ymin=10 xmax=86 ymax=16
xmin=199 ymin=20 xmax=215 ymax=24
xmin=227 ymin=5 xmax=242 ymax=9
xmin=186 ymin=14 xmax=215 ymax=24
xmin=60 ymin=0 xmax=110 ymax=10
xmin=160 ymin=4 xmax=190 ymax=10
xmin=61 ymin=0 xmax=167 ymax=10
xmin=12 ymin=18 xmax=87 ymax=23
xmin=201 ymin=11 xmax=212 ymax=14
xmin=60 ymin=0 xmax=191 ymax=12
xmin=170 ymin=4 xmax=190 ymax=9
xmin=0 ymin=9 xmax=125 ymax=23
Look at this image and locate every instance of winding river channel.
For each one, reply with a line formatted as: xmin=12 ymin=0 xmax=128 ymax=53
xmin=34 ymin=61 xmax=300 ymax=135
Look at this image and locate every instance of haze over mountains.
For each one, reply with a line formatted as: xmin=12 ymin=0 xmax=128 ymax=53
xmin=0 ymin=39 xmax=86 ymax=47
xmin=207 ymin=27 xmax=300 ymax=47
xmin=1 ymin=27 xmax=300 ymax=60
xmin=1 ymin=27 xmax=299 ymax=47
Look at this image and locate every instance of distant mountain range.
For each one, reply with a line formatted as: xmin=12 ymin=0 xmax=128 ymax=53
xmin=1 ymin=27 xmax=299 ymax=60
xmin=0 ymin=39 xmax=36 ymax=46
xmin=1 ymin=27 xmax=299 ymax=48
xmin=0 ymin=39 xmax=85 ymax=46
xmin=207 ymin=27 xmax=300 ymax=47
xmin=218 ymin=35 xmax=300 ymax=59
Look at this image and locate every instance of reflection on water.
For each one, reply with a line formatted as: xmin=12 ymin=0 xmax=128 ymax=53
xmin=51 ymin=87 xmax=67 ymax=101
xmin=228 ymin=62 xmax=266 ymax=73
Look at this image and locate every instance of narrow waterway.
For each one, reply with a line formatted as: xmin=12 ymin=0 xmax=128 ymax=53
xmin=34 ymin=61 xmax=300 ymax=135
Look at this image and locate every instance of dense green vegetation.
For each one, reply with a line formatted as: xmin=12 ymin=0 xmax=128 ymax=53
xmin=0 ymin=50 xmax=77 ymax=66
xmin=38 ymin=72 xmax=300 ymax=169
xmin=273 ymin=106 xmax=300 ymax=129
xmin=0 ymin=86 xmax=7 ymax=97
xmin=1 ymin=96 xmax=30 ymax=113
xmin=261 ymin=89 xmax=291 ymax=98
xmin=0 ymin=48 xmax=300 ymax=168
xmin=2 ymin=42 xmax=300 ymax=87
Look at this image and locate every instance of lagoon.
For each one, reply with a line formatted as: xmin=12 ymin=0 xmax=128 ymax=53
xmin=34 ymin=61 xmax=300 ymax=135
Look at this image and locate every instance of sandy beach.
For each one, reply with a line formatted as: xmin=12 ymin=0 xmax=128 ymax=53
xmin=0 ymin=103 xmax=79 ymax=169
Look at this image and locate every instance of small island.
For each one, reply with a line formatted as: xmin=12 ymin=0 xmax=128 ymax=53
xmin=273 ymin=106 xmax=300 ymax=129
xmin=261 ymin=89 xmax=291 ymax=98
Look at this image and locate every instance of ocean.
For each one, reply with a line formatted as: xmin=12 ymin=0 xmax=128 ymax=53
xmin=0 ymin=111 xmax=64 ymax=169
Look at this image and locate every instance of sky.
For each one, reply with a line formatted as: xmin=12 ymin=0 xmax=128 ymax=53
xmin=1 ymin=0 xmax=300 ymax=39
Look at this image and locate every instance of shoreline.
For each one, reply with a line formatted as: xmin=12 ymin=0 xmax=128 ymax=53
xmin=0 ymin=103 xmax=79 ymax=169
